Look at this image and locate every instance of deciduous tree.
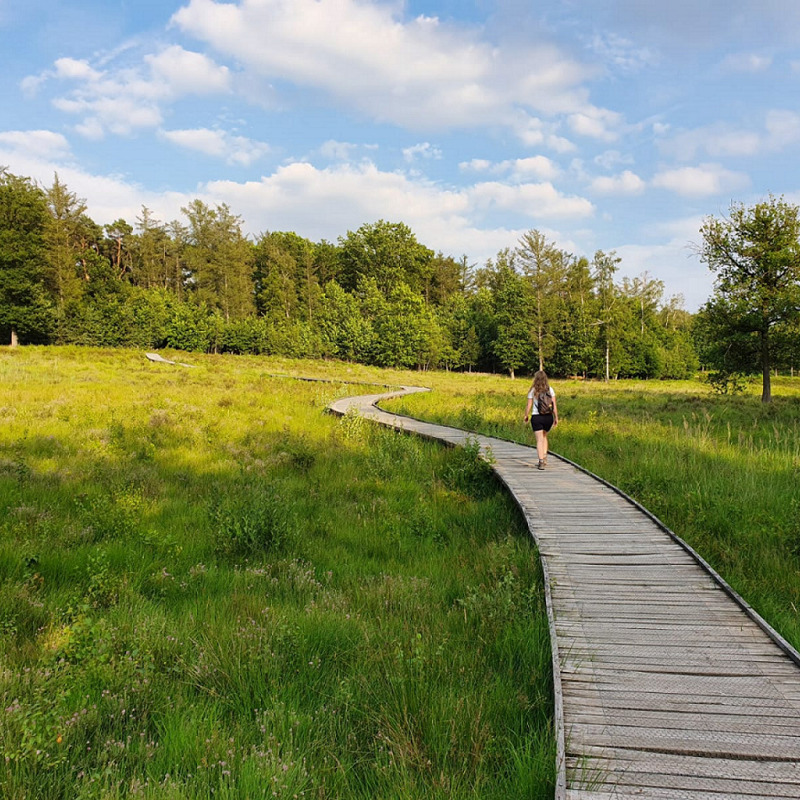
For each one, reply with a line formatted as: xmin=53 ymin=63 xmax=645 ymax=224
xmin=698 ymin=196 xmax=800 ymax=402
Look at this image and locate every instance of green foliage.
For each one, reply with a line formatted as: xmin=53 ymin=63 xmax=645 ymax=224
xmin=210 ymin=480 xmax=295 ymax=557
xmin=182 ymin=200 xmax=255 ymax=320
xmin=0 ymin=169 xmax=53 ymax=343
xmin=441 ymin=437 xmax=497 ymax=500
xmin=703 ymin=370 xmax=749 ymax=395
xmin=1 ymin=165 xmax=701 ymax=380
xmin=338 ymin=219 xmax=434 ymax=295
xmin=0 ymin=348 xmax=554 ymax=798
xmin=699 ymin=196 xmax=800 ymax=401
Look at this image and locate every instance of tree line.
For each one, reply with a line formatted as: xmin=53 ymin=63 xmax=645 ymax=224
xmin=3 ymin=166 xmax=797 ymax=388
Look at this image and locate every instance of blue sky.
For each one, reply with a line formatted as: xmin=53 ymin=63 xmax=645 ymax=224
xmin=3 ymin=0 xmax=800 ymax=310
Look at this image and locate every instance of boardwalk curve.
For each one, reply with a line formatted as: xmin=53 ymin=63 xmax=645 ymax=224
xmin=329 ymin=385 xmax=800 ymax=800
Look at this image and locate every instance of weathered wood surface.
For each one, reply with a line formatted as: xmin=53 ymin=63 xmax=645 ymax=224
xmin=329 ymin=387 xmax=800 ymax=800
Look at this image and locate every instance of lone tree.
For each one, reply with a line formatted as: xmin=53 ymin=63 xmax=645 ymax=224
xmin=698 ymin=196 xmax=800 ymax=402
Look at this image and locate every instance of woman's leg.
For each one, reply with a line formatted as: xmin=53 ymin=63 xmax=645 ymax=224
xmin=534 ymin=429 xmax=546 ymax=462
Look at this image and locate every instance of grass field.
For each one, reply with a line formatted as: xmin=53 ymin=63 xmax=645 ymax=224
xmin=385 ymin=373 xmax=800 ymax=652
xmin=0 ymin=347 xmax=554 ymax=799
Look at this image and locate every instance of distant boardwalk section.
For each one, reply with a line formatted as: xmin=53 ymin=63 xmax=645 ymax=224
xmin=330 ymin=385 xmax=800 ymax=800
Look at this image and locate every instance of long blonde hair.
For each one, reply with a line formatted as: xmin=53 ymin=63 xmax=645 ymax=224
xmin=531 ymin=370 xmax=550 ymax=399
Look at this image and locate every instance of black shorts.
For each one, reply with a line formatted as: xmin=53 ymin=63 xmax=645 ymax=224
xmin=530 ymin=414 xmax=554 ymax=432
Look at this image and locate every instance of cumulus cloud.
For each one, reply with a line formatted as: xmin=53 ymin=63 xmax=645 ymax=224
xmin=459 ymin=158 xmax=493 ymax=173
xmin=458 ymin=156 xmax=560 ymax=182
xmin=468 ymin=181 xmax=594 ymax=218
xmin=23 ymin=45 xmax=231 ymax=137
xmin=589 ymin=170 xmax=645 ymax=195
xmin=568 ymin=106 xmax=622 ymax=141
xmin=508 ymin=156 xmax=560 ymax=181
xmin=652 ymin=163 xmax=749 ymax=196
xmin=160 ymin=128 xmax=270 ymax=165
xmin=171 ymin=0 xmax=612 ymax=140
xmin=402 ymin=142 xmax=442 ymax=162
xmin=0 ymin=130 xmax=72 ymax=160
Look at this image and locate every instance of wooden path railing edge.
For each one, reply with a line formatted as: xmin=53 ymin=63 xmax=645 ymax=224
xmin=327 ymin=384 xmax=568 ymax=800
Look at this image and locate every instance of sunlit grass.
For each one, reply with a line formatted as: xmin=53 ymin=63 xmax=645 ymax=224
xmin=385 ymin=373 xmax=800 ymax=651
xmin=0 ymin=346 xmax=554 ymax=799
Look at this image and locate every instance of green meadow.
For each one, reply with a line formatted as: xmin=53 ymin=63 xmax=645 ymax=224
xmin=5 ymin=346 xmax=800 ymax=799
xmin=0 ymin=347 xmax=554 ymax=799
xmin=385 ymin=373 xmax=800 ymax=652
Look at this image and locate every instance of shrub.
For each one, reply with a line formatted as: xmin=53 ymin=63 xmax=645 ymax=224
xmin=210 ymin=481 xmax=295 ymax=557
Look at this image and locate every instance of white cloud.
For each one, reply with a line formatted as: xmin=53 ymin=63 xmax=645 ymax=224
xmin=459 ymin=158 xmax=493 ymax=172
xmin=0 ymin=130 xmax=71 ymax=160
xmin=660 ymin=112 xmax=800 ymax=161
xmin=589 ymin=170 xmax=645 ymax=195
xmin=402 ymin=142 xmax=442 ymax=162
xmin=458 ymin=156 xmax=560 ymax=182
xmin=0 ymin=142 xmax=189 ymax=225
xmin=160 ymin=128 xmax=270 ymax=165
xmin=171 ymin=0 xmax=610 ymax=139
xmin=652 ymin=163 xmax=749 ymax=197
xmin=54 ymin=57 xmax=103 ymax=82
xmin=508 ymin=156 xmax=560 ymax=181
xmin=316 ymin=140 xmax=360 ymax=161
xmin=24 ymin=45 xmax=231 ymax=137
xmin=145 ymin=46 xmax=231 ymax=95
xmin=568 ymin=106 xmax=622 ymax=141
xmin=468 ymin=181 xmax=594 ymax=219
xmin=594 ymin=150 xmax=633 ymax=170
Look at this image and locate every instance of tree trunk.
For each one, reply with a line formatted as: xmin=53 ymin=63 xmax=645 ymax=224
xmin=509 ymin=368 xmax=515 ymax=380
xmin=761 ymin=329 xmax=772 ymax=403
xmin=605 ymin=340 xmax=610 ymax=383
xmin=10 ymin=328 xmax=18 ymax=347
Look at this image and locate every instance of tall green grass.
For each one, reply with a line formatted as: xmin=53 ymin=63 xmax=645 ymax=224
xmin=0 ymin=347 xmax=553 ymax=799
xmin=386 ymin=375 xmax=800 ymax=651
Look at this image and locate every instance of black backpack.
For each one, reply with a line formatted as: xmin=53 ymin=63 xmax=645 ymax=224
xmin=537 ymin=390 xmax=553 ymax=415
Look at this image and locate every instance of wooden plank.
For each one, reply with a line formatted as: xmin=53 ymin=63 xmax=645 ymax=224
xmin=562 ymin=692 xmax=800 ymax=718
xmin=563 ymin=687 xmax=800 ymax=711
xmin=568 ymin=707 xmax=800 ymax=734
xmin=567 ymin=722 xmax=800 ymax=759
xmin=566 ymin=746 xmax=800 ymax=782
xmin=567 ymin=788 xmax=800 ymax=800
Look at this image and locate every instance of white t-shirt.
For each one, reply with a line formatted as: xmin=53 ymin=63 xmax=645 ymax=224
xmin=527 ymin=386 xmax=555 ymax=414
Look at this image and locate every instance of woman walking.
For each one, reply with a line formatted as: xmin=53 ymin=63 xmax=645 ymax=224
xmin=523 ymin=370 xmax=558 ymax=470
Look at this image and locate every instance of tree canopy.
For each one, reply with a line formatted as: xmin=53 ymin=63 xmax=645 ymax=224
xmin=0 ymin=167 xmax=702 ymax=380
xmin=697 ymin=196 xmax=800 ymax=402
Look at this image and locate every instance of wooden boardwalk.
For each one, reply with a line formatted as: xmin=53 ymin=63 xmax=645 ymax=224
xmin=330 ymin=387 xmax=800 ymax=800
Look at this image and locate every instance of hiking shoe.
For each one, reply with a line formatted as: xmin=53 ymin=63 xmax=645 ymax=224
xmin=537 ymin=460 xmax=545 ymax=470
